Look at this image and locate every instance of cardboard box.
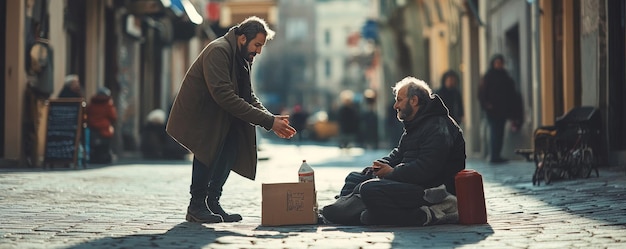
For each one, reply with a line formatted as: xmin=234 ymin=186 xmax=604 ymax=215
xmin=261 ymin=182 xmax=318 ymax=226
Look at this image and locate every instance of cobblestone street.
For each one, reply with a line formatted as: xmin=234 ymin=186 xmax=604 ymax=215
xmin=1 ymin=142 xmax=625 ymax=248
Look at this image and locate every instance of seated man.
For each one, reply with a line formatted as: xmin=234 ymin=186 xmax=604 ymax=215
xmin=323 ymin=76 xmax=466 ymax=226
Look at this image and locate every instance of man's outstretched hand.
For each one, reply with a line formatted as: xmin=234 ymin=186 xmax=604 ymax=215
xmin=272 ymin=115 xmax=296 ymax=139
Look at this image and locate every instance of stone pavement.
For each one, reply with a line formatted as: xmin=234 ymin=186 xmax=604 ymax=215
xmin=1 ymin=141 xmax=625 ymax=249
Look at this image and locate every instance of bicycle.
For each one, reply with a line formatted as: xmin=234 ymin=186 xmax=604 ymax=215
xmin=533 ymin=124 xmax=599 ymax=185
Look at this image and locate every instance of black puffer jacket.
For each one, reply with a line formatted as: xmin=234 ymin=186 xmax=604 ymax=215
xmin=382 ymin=95 xmax=466 ymax=195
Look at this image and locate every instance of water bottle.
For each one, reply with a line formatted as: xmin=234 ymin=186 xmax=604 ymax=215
xmin=298 ymin=160 xmax=315 ymax=183
xmin=298 ymin=160 xmax=318 ymax=215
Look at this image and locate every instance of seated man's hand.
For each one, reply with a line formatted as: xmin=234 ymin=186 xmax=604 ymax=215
xmin=360 ymin=166 xmax=373 ymax=175
xmin=372 ymin=160 xmax=393 ymax=178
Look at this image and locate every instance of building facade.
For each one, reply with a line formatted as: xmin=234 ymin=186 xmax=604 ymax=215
xmin=375 ymin=0 xmax=624 ymax=166
xmin=1 ymin=0 xmax=210 ymax=167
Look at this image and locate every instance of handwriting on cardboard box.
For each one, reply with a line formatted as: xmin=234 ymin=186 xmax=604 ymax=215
xmin=287 ymin=191 xmax=305 ymax=211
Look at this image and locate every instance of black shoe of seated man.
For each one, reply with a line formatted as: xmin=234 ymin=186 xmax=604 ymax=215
xmin=186 ymin=200 xmax=223 ymax=223
xmin=360 ymin=209 xmax=378 ymax=225
xmin=207 ymin=199 xmax=242 ymax=222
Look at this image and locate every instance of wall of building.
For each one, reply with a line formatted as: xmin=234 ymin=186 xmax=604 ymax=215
xmin=49 ymin=0 xmax=67 ymax=98
xmin=315 ymin=0 xmax=369 ymax=97
xmin=4 ymin=0 xmax=26 ymax=162
xmin=579 ymin=0 xmax=603 ymax=107
xmin=461 ymin=6 xmax=482 ymax=157
xmin=85 ymin=1 xmax=106 ymax=100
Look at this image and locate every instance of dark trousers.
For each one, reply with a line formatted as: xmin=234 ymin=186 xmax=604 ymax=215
xmin=190 ymin=129 xmax=238 ymax=200
xmin=90 ymin=132 xmax=112 ymax=164
xmin=358 ymin=178 xmax=429 ymax=225
xmin=338 ymin=171 xmax=430 ymax=225
xmin=487 ymin=115 xmax=506 ymax=161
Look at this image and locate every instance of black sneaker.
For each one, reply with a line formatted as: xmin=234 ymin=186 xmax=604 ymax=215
xmin=360 ymin=209 xmax=374 ymax=225
xmin=207 ymin=200 xmax=242 ymax=222
xmin=186 ymin=204 xmax=223 ymax=223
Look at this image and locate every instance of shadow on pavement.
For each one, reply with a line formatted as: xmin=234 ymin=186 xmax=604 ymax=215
xmin=0 ymin=159 xmax=192 ymax=174
xmin=385 ymin=224 xmax=494 ymax=247
xmin=472 ymin=159 xmax=626 ymax=228
xmin=255 ymin=224 xmax=494 ymax=247
xmin=63 ymin=222 xmax=246 ymax=249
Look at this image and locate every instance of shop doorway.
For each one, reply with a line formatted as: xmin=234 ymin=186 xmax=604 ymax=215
xmin=505 ymin=25 xmax=521 ymax=90
xmin=607 ymin=0 xmax=626 ymax=150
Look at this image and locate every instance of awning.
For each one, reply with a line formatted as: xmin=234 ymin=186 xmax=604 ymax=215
xmin=126 ymin=0 xmax=202 ymax=25
xmin=162 ymin=0 xmax=203 ymax=25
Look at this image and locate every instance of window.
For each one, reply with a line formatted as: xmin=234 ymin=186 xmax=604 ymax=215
xmin=325 ymin=59 xmax=331 ymax=77
xmin=324 ymin=29 xmax=331 ymax=45
xmin=286 ymin=18 xmax=307 ymax=41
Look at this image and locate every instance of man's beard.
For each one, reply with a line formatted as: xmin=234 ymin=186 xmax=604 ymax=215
xmin=397 ymin=101 xmax=413 ymax=121
xmin=241 ymin=40 xmax=257 ymax=63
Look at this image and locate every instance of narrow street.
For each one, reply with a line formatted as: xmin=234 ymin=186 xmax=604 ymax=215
xmin=1 ymin=141 xmax=625 ymax=248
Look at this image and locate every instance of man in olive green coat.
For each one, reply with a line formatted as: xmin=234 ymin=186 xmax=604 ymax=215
xmin=166 ymin=16 xmax=296 ymax=223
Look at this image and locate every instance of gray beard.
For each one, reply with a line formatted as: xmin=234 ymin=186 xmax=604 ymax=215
xmin=397 ymin=102 xmax=413 ymax=121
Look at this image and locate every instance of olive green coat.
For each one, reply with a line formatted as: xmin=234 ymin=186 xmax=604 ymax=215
xmin=166 ymin=28 xmax=274 ymax=180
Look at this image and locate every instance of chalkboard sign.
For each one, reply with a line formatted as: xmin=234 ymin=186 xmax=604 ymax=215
xmin=43 ymin=99 xmax=85 ymax=167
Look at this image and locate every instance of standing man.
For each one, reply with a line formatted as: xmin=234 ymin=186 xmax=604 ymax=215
xmin=478 ymin=54 xmax=523 ymax=163
xmin=167 ymin=16 xmax=296 ymax=223
xmin=323 ymin=76 xmax=466 ymax=226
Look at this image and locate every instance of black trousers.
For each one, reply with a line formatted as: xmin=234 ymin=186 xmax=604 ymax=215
xmin=90 ymin=132 xmax=112 ymax=164
xmin=487 ymin=115 xmax=506 ymax=161
xmin=190 ymin=128 xmax=238 ymax=200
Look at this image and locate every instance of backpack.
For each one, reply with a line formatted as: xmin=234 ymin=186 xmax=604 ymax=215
xmin=321 ymin=192 xmax=366 ymax=225
xmin=29 ymin=42 xmax=49 ymax=74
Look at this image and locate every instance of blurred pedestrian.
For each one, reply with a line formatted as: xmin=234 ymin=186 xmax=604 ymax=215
xmin=478 ymin=54 xmax=523 ymax=164
xmin=141 ymin=109 xmax=167 ymax=159
xmin=290 ymin=105 xmax=308 ymax=144
xmin=58 ymin=74 xmax=83 ymax=99
xmin=337 ymin=90 xmax=360 ymax=150
xmin=322 ymin=76 xmax=466 ymax=226
xmin=86 ymin=87 xmax=117 ymax=164
xmin=435 ymin=70 xmax=464 ymax=125
xmin=360 ymin=89 xmax=379 ymax=149
xmin=166 ymin=16 xmax=296 ymax=224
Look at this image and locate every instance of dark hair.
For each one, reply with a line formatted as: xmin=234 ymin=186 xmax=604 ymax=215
xmin=489 ymin=54 xmax=505 ymax=69
xmin=234 ymin=16 xmax=275 ymax=42
xmin=392 ymin=76 xmax=433 ymax=107
xmin=440 ymin=70 xmax=460 ymax=87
